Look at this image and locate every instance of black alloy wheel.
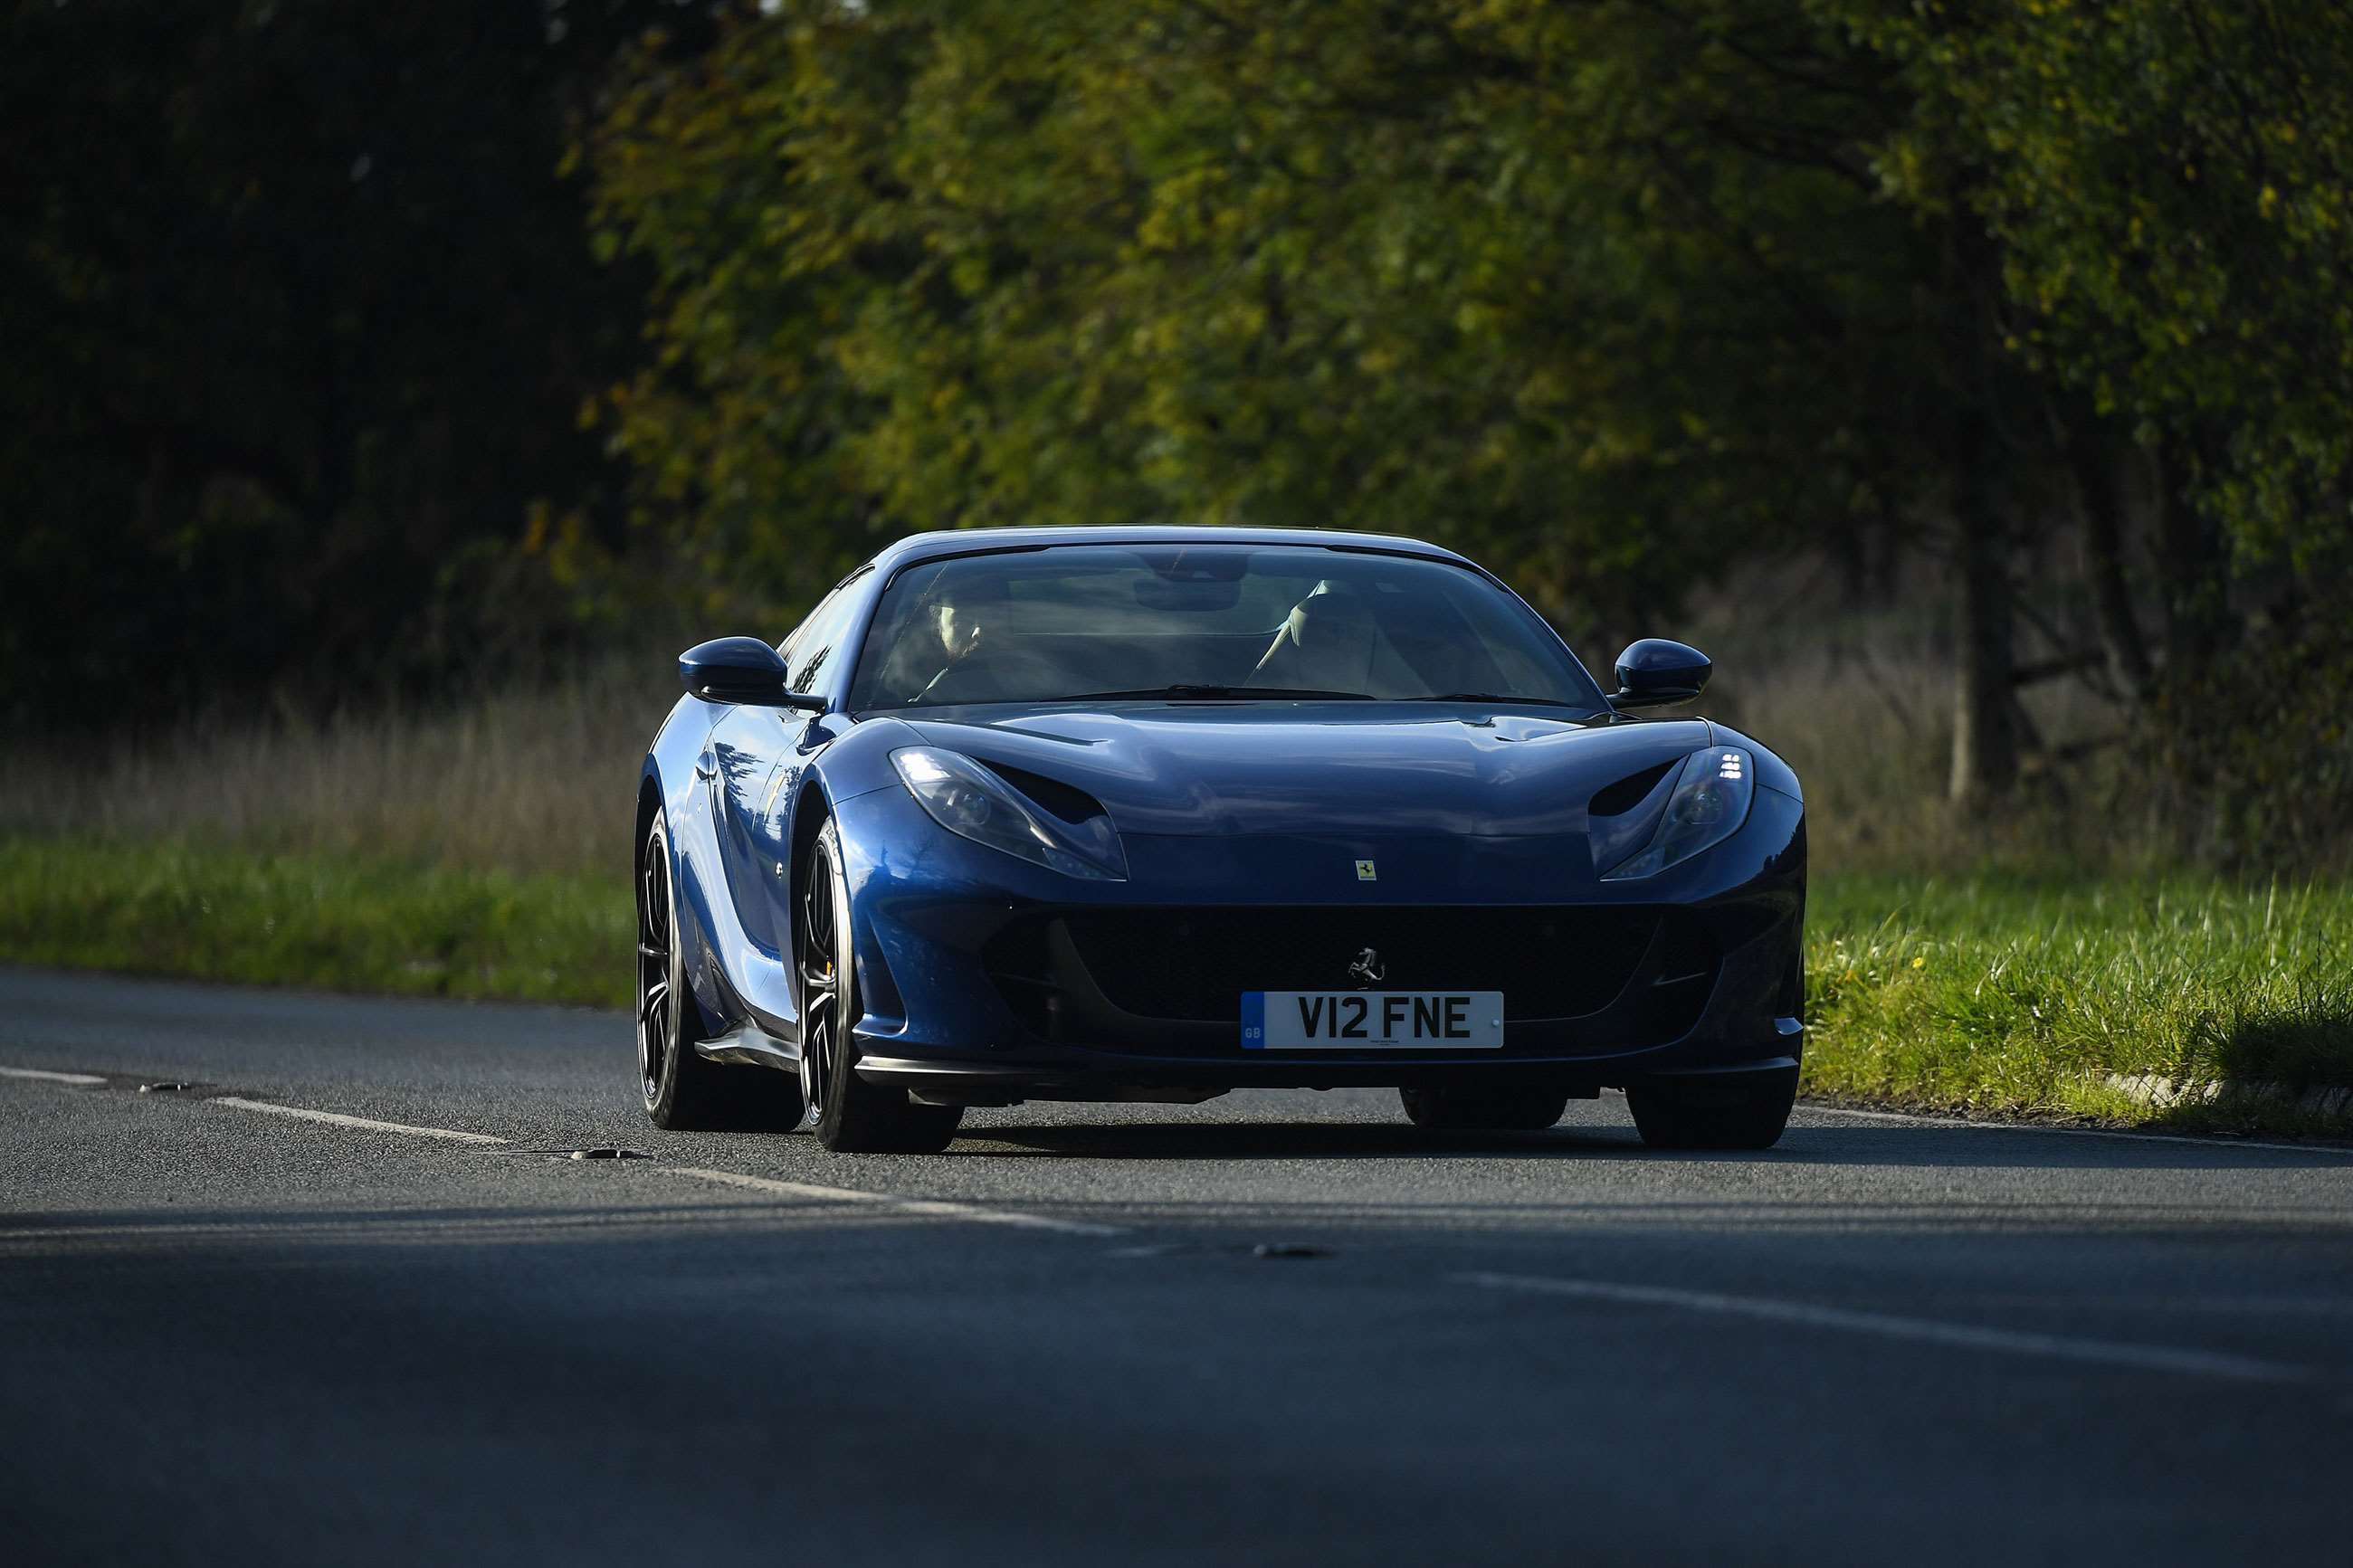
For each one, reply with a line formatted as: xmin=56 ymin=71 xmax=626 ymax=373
xmin=796 ymin=822 xmax=841 ymax=1122
xmin=638 ymin=816 xmax=687 ymax=1117
xmin=641 ymin=813 xmax=804 ymax=1130
xmin=1624 ymin=1072 xmax=1796 ymax=1151
xmin=1398 ymin=1085 xmax=1569 ymax=1131
xmin=797 ymin=817 xmax=961 ymax=1154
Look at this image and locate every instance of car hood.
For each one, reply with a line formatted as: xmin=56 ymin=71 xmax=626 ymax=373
xmin=900 ymin=703 xmax=1713 ymax=839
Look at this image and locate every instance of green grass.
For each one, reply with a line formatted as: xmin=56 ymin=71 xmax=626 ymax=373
xmin=5 ymin=834 xmax=2348 ymax=1136
xmin=1805 ymin=875 xmax=2353 ymax=1134
xmin=0 ymin=838 xmax=629 ymax=1010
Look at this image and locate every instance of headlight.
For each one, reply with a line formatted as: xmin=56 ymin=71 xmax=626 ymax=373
xmin=891 ymin=747 xmax=1128 ymax=881
xmin=1599 ymin=746 xmax=1754 ymax=880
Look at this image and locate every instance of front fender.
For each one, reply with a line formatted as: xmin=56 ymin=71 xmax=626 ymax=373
xmin=1707 ymin=720 xmax=1802 ymax=803
xmin=673 ymin=712 xmax=933 ymax=1045
xmin=644 ymin=696 xmax=731 ymax=1035
xmin=810 ymin=713 xmax=929 ymax=804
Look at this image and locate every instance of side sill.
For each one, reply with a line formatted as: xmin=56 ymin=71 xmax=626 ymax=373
xmin=693 ymin=1022 xmax=800 ymax=1072
xmin=855 ymin=1055 xmax=1033 ymax=1082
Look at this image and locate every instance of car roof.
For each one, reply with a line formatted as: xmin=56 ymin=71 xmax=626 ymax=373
xmin=862 ymin=525 xmax=1476 ymax=582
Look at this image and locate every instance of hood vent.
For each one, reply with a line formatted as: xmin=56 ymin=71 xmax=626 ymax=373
xmin=984 ymin=758 xmax=1112 ymax=826
xmin=1589 ymin=760 xmax=1676 ymax=817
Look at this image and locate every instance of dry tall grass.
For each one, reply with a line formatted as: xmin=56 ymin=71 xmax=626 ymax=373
xmin=1675 ymin=593 xmax=2130 ymax=875
xmin=0 ymin=657 xmax=674 ymax=878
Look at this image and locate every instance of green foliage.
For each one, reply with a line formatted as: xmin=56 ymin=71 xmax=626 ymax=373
xmin=1820 ymin=1 xmax=2353 ymax=854
xmin=0 ymin=838 xmax=627 ymax=1009
xmin=588 ymin=0 xmax=1930 ymax=629
xmin=2147 ymin=600 xmax=2353 ymax=870
xmin=1830 ymin=0 xmax=2353 ymax=566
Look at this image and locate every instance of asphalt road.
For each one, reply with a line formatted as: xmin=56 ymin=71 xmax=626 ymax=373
xmin=4 ymin=966 xmax=2350 ymax=1566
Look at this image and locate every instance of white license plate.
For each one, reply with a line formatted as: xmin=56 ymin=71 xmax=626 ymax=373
xmin=1241 ymin=991 xmax=1504 ymax=1050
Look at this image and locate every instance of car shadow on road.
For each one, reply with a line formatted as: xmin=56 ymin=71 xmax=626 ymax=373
xmin=957 ymin=1119 xmax=1644 ymax=1162
xmin=952 ymin=1117 xmax=2353 ymax=1170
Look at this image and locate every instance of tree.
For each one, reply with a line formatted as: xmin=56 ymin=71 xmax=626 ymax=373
xmin=591 ymin=0 xmax=1938 ymax=641
xmin=1834 ymin=0 xmax=2353 ymax=844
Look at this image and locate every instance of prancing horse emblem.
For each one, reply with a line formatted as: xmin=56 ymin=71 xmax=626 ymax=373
xmin=1348 ymin=947 xmax=1386 ymax=985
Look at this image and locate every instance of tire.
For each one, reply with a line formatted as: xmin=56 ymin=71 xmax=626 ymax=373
xmin=639 ymin=813 xmax=805 ymax=1131
xmin=798 ymin=817 xmax=962 ymax=1155
xmin=1398 ymin=1084 xmax=1568 ymax=1131
xmin=1624 ymin=1072 xmax=1796 ymax=1151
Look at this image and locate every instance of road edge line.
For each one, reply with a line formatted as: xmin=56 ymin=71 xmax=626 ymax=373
xmin=212 ymin=1096 xmax=507 ymax=1145
xmin=0 ymin=1065 xmax=110 ymax=1086
xmin=665 ymin=1164 xmax=1123 ymax=1236
xmin=1454 ymin=1270 xmax=2315 ymax=1384
xmin=1791 ymin=1098 xmax=2353 ymax=1158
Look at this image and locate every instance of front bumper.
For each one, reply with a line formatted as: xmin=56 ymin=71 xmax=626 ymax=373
xmin=830 ymin=782 xmax=1805 ymax=1104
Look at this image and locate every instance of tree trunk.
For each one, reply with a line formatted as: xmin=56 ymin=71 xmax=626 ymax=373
xmin=2063 ymin=432 xmax=2154 ymax=700
xmin=2153 ymin=440 xmax=2236 ymax=676
xmin=1948 ymin=402 xmax=2015 ymax=807
xmin=1942 ymin=214 xmax=2016 ymax=809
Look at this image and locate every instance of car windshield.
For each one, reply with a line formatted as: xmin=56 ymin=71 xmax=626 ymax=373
xmin=845 ymin=544 xmax=1606 ymax=712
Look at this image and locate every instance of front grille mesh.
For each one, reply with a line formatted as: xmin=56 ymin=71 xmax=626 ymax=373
xmin=1044 ymin=907 xmax=1662 ymax=1023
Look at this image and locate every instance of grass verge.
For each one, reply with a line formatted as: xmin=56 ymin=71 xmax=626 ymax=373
xmin=4 ymin=837 xmax=2346 ymax=1136
xmin=0 ymin=838 xmax=628 ymax=1010
xmin=1806 ymin=875 xmax=2353 ymax=1136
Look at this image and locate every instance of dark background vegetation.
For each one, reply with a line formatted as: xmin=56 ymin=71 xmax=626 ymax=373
xmin=5 ymin=0 xmax=2349 ymax=870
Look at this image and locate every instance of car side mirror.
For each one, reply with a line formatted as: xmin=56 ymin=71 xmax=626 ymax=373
xmin=679 ymin=637 xmax=826 ymax=710
xmin=1611 ymin=638 xmax=1711 ymax=708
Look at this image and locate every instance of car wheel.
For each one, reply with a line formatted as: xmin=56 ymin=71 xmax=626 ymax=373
xmin=1398 ymin=1085 xmax=1568 ymax=1131
xmin=1624 ymin=1073 xmax=1796 ymax=1151
xmin=641 ymin=813 xmax=805 ymax=1131
xmin=799 ymin=817 xmax=962 ymax=1155
xmin=640 ymin=813 xmax=722 ymax=1127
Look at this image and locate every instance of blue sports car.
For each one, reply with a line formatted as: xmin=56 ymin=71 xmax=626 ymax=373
xmin=635 ymin=527 xmax=1805 ymax=1153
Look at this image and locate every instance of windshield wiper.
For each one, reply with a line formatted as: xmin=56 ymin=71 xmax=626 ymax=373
xmin=1415 ymin=692 xmax=1586 ymax=709
xmin=1055 ymin=684 xmax=1374 ymax=702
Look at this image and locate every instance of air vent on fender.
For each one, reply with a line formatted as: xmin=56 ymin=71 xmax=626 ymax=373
xmin=1586 ymin=759 xmax=1681 ymax=876
xmin=982 ymin=759 xmax=1112 ymax=827
xmin=1589 ymin=760 xmax=1676 ymax=817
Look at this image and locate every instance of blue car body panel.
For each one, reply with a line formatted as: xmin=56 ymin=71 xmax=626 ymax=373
xmin=637 ymin=527 xmax=1805 ymax=1103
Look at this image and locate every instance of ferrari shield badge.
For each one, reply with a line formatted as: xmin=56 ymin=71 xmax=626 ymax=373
xmin=1355 ymin=859 xmax=1377 ymax=881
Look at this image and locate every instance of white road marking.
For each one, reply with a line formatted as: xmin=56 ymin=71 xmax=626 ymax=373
xmin=213 ymin=1097 xmax=507 ymax=1145
xmin=1593 ymin=1088 xmax=2353 ymax=1159
xmin=12 ymin=1067 xmax=1113 ymax=1232
xmin=667 ymin=1165 xmax=1123 ymax=1236
xmin=1455 ymin=1270 xmax=2314 ymax=1384
xmin=0 ymin=1066 xmax=109 ymax=1086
